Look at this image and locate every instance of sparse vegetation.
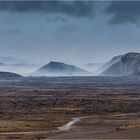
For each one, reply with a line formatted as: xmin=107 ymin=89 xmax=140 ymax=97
xmin=0 ymin=76 xmax=140 ymax=138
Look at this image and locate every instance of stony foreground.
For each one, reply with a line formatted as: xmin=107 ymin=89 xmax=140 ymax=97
xmin=0 ymin=76 xmax=140 ymax=139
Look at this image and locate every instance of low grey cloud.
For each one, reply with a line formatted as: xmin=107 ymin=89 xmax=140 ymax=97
xmin=0 ymin=1 xmax=94 ymax=18
xmin=105 ymin=1 xmax=140 ymax=24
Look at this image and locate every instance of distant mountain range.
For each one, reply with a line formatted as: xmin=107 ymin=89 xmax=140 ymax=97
xmin=102 ymin=52 xmax=140 ymax=76
xmin=33 ymin=61 xmax=91 ymax=76
xmin=0 ymin=57 xmax=39 ymax=67
xmin=0 ymin=53 xmax=140 ymax=77
xmin=0 ymin=56 xmax=39 ymax=75
xmin=0 ymin=56 xmax=33 ymax=65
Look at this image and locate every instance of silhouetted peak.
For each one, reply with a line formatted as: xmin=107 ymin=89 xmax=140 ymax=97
xmin=0 ymin=71 xmax=22 ymax=78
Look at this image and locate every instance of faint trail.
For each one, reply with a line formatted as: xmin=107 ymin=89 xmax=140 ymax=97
xmin=0 ymin=130 xmax=58 ymax=135
xmin=107 ymin=113 xmax=139 ymax=117
xmin=0 ymin=113 xmax=139 ymax=136
xmin=58 ymin=117 xmax=80 ymax=131
xmin=58 ymin=113 xmax=139 ymax=131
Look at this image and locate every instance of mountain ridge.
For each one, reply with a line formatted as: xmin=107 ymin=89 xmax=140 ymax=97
xmin=102 ymin=52 xmax=140 ymax=76
xmin=0 ymin=71 xmax=22 ymax=79
xmin=33 ymin=61 xmax=91 ymax=76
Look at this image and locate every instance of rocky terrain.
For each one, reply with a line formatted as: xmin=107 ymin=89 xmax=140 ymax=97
xmin=0 ymin=53 xmax=140 ymax=139
xmin=0 ymin=76 xmax=140 ymax=139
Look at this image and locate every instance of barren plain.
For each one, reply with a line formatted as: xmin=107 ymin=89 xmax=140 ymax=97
xmin=0 ymin=76 xmax=140 ymax=139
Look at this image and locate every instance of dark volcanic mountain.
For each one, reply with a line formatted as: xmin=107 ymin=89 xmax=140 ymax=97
xmin=0 ymin=72 xmax=22 ymax=79
xmin=102 ymin=52 xmax=140 ymax=76
xmin=33 ymin=61 xmax=91 ymax=76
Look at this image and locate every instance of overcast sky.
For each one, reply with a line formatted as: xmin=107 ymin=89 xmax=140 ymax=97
xmin=0 ymin=1 xmax=140 ymax=65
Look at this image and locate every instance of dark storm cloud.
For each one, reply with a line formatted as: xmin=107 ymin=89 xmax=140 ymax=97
xmin=0 ymin=1 xmax=94 ymax=18
xmin=105 ymin=1 xmax=140 ymax=24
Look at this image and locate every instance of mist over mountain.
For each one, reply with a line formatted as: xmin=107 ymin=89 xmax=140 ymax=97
xmin=0 ymin=56 xmax=39 ymax=75
xmin=33 ymin=61 xmax=91 ymax=76
xmin=98 ymin=54 xmax=123 ymax=73
xmin=84 ymin=63 xmax=104 ymax=74
xmin=102 ymin=52 xmax=140 ymax=76
xmin=0 ymin=57 xmax=33 ymax=65
xmin=1 ymin=52 xmax=140 ymax=77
